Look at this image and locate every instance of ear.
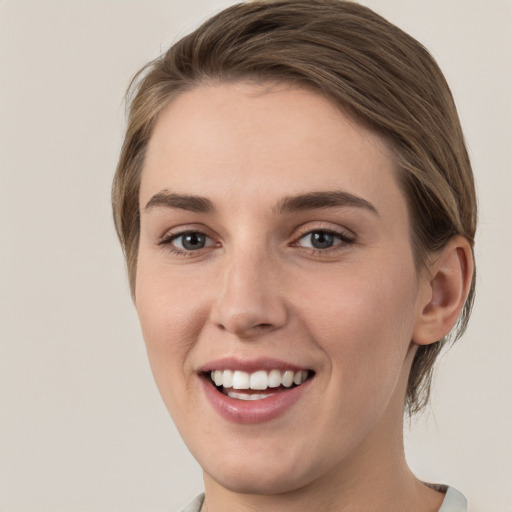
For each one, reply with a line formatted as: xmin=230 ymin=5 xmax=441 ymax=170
xmin=412 ymin=235 xmax=474 ymax=346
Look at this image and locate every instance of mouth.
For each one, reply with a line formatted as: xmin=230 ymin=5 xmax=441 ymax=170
xmin=204 ymin=368 xmax=314 ymax=401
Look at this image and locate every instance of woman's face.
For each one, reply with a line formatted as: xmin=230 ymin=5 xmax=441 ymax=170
xmin=136 ymin=82 xmax=428 ymax=494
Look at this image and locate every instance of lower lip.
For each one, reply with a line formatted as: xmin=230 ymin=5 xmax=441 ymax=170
xmin=200 ymin=377 xmax=311 ymax=424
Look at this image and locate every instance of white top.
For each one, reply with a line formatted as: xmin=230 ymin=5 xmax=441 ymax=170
xmin=179 ymin=486 xmax=467 ymax=512
xmin=439 ymin=486 xmax=468 ymax=512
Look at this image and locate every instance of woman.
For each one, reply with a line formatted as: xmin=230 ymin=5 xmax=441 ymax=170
xmin=112 ymin=1 xmax=476 ymax=510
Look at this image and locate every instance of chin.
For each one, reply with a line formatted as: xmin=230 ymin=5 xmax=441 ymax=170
xmin=206 ymin=461 xmax=315 ymax=496
xmin=196 ymin=439 xmax=333 ymax=497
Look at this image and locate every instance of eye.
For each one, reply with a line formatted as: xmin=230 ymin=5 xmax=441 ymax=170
xmin=296 ymin=229 xmax=353 ymax=250
xmin=161 ymin=231 xmax=216 ymax=253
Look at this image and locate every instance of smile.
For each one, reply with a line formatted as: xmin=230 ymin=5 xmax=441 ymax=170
xmin=210 ymin=369 xmax=310 ymax=400
xmin=199 ymin=358 xmax=315 ymax=423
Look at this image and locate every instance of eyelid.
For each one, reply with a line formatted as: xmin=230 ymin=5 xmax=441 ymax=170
xmin=159 ymin=229 xmax=213 ymax=243
xmin=157 ymin=226 xmax=220 ymax=256
xmin=158 ymin=223 xmax=215 ymax=243
xmin=155 ymin=223 xmax=355 ymax=256
xmin=290 ymin=223 xmax=356 ymax=252
xmin=292 ymin=222 xmax=355 ymax=241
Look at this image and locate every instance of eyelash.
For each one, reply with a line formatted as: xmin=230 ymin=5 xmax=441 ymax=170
xmin=158 ymin=230 xmax=217 ymax=256
xmin=158 ymin=227 xmax=355 ymax=256
xmin=292 ymin=228 xmax=355 ymax=254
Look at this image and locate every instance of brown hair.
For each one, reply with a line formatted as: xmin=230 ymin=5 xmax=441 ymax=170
xmin=112 ymin=0 xmax=477 ymax=415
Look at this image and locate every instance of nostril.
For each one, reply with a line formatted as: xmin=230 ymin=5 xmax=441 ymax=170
xmin=209 ymin=272 xmax=288 ymax=336
xmin=214 ymin=316 xmax=282 ymax=339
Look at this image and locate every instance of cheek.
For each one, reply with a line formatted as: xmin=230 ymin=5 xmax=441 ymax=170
xmin=295 ymin=257 xmax=418 ymax=395
xmin=136 ymin=255 xmax=207 ymax=345
xmin=134 ymin=259 xmax=209 ymax=412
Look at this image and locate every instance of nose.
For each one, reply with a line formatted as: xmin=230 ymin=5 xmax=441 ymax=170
xmin=209 ymin=249 xmax=288 ymax=339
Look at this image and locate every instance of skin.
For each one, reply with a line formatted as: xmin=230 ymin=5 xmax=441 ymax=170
xmin=135 ymin=82 xmax=472 ymax=512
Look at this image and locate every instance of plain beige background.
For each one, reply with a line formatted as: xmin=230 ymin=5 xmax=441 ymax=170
xmin=1 ymin=1 xmax=511 ymax=511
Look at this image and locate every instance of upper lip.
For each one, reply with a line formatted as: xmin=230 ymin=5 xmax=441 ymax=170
xmin=198 ymin=357 xmax=311 ymax=374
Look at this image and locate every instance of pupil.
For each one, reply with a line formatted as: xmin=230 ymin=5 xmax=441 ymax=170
xmin=311 ymin=231 xmax=334 ymax=249
xmin=182 ymin=233 xmax=205 ymax=250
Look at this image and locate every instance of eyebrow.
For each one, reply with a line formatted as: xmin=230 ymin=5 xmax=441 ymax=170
xmin=143 ymin=189 xmax=378 ymax=216
xmin=275 ymin=190 xmax=379 ymax=216
xmin=144 ymin=191 xmax=215 ymax=213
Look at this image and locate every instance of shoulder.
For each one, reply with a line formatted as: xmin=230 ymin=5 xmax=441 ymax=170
xmin=438 ymin=486 xmax=467 ymax=512
xmin=178 ymin=493 xmax=205 ymax=512
xmin=177 ymin=489 xmax=467 ymax=512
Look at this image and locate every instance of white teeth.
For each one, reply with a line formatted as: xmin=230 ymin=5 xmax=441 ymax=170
xmin=268 ymin=369 xmax=282 ymax=388
xmin=232 ymin=370 xmax=250 ymax=389
xmin=282 ymin=370 xmax=294 ymax=387
xmin=227 ymin=390 xmax=273 ymax=400
xmin=249 ymin=370 xmax=268 ymax=390
xmin=210 ymin=368 xmax=309 ymax=391
xmin=222 ymin=369 xmax=233 ymax=388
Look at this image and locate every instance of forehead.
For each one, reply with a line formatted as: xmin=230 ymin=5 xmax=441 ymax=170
xmin=141 ymin=82 xmax=403 ymax=219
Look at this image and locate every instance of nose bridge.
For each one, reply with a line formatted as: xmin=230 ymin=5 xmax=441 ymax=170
xmin=211 ymin=239 xmax=287 ymax=337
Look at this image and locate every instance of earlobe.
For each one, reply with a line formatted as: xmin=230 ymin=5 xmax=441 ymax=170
xmin=412 ymin=235 xmax=474 ymax=346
